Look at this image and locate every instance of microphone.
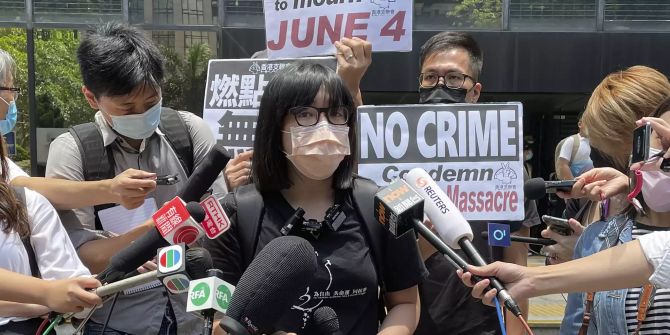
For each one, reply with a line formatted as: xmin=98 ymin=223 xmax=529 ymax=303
xmin=95 ymin=247 xmax=211 ymax=297
xmin=157 ymin=244 xmax=213 ymax=294
xmin=218 ymin=236 xmax=318 ymax=335
xmin=96 ymin=200 xmax=206 ymax=284
xmin=404 ymin=168 xmax=523 ymax=317
xmin=374 ymin=179 xmax=473 ymax=276
xmin=153 ymin=198 xmax=207 ymax=245
xmin=187 ymin=268 xmax=235 ymax=335
xmin=524 ymin=177 xmax=577 ymax=200
xmin=312 ymin=306 xmax=341 ymax=335
xmin=480 ymin=231 xmax=557 ymax=246
xmin=179 ymin=144 xmax=231 ymax=202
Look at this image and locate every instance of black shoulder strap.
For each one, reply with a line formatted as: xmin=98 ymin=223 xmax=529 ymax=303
xmin=159 ymin=108 xmax=194 ymax=176
xmin=69 ymin=123 xmax=115 ymax=230
xmin=234 ymin=184 xmax=265 ymax=269
xmin=351 ymin=176 xmax=384 ymax=286
xmin=11 ymin=186 xmax=41 ymax=278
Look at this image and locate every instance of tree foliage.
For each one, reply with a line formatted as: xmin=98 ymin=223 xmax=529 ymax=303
xmin=161 ymin=43 xmax=212 ymax=117
xmin=449 ymin=0 xmax=502 ymax=28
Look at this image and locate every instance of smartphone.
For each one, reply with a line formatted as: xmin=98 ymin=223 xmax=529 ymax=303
xmin=544 ymin=180 xmax=576 ymax=193
xmin=541 ymin=215 xmax=573 ymax=236
xmin=156 ymin=174 xmax=179 ymax=185
xmin=631 ymin=123 xmax=651 ymax=163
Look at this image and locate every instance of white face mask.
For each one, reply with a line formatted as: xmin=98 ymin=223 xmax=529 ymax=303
xmin=283 ymin=121 xmax=350 ymax=180
xmin=642 ymin=170 xmax=670 ymax=212
xmin=103 ymin=99 xmax=162 ymax=140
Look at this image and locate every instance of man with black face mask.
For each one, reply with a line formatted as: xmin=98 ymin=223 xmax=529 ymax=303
xmin=414 ymin=32 xmax=538 ymax=335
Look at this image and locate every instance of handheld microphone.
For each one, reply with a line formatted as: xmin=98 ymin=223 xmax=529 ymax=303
xmin=95 ymin=247 xmax=211 ymax=297
xmin=153 ymin=198 xmax=206 ymax=245
xmin=157 ymin=244 xmax=214 ymax=294
xmin=524 ymin=177 xmax=577 ymax=200
xmin=374 ymin=179 xmax=476 ymax=275
xmin=179 ymin=144 xmax=231 ymax=202
xmin=218 ymin=236 xmax=318 ymax=335
xmin=404 ymin=168 xmax=523 ymax=317
xmin=312 ymin=306 xmax=341 ymax=335
xmin=96 ymin=201 xmax=206 ymax=284
xmin=480 ymin=231 xmax=557 ymax=246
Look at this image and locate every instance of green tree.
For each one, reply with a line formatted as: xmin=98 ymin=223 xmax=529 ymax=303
xmin=449 ymin=0 xmax=502 ymax=28
xmin=162 ymin=43 xmax=212 ymax=117
xmin=0 ymin=28 xmax=92 ymax=156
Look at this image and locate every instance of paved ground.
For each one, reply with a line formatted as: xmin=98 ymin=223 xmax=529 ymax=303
xmin=528 ymin=255 xmax=564 ymax=334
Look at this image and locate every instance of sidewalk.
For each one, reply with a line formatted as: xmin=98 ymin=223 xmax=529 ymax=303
xmin=528 ymin=255 xmax=565 ymax=333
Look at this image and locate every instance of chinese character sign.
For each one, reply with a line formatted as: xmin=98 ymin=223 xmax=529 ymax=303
xmin=202 ymin=57 xmax=337 ymax=156
xmin=263 ymin=0 xmax=413 ymax=59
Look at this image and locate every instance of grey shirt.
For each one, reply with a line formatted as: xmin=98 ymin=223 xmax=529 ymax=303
xmin=46 ymin=110 xmax=227 ymax=335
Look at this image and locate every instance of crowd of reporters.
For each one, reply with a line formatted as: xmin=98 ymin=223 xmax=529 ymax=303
xmin=0 ymin=18 xmax=669 ymax=335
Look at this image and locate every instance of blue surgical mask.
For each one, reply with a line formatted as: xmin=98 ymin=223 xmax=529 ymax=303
xmin=104 ymin=99 xmax=162 ymax=140
xmin=0 ymin=97 xmax=17 ymax=135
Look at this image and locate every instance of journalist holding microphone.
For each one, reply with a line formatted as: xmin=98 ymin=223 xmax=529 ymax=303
xmin=460 ymin=71 xmax=670 ymax=335
xmin=205 ymin=61 xmax=427 ymax=335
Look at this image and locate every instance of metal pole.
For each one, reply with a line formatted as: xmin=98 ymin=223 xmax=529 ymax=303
xmin=26 ymin=0 xmax=38 ymax=176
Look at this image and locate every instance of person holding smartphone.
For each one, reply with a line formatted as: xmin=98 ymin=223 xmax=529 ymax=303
xmin=556 ymin=66 xmax=670 ymax=335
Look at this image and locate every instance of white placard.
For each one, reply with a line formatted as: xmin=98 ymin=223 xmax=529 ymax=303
xmin=263 ymin=0 xmax=413 ymax=59
xmin=357 ymin=103 xmax=525 ymax=221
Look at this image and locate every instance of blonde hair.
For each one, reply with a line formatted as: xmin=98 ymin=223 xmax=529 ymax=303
xmin=581 ymin=66 xmax=670 ymax=171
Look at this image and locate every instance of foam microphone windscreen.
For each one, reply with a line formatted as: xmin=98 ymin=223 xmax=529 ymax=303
xmin=312 ymin=306 xmax=340 ymax=334
xmin=225 ymin=236 xmax=317 ymax=334
xmin=179 ymin=145 xmax=231 ymax=202
xmin=185 ymin=202 xmax=207 ymax=223
xmin=524 ymin=177 xmax=547 ymax=200
xmin=185 ymin=247 xmax=213 ymax=280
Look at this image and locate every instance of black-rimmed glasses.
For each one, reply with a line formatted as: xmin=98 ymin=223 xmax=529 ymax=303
xmin=418 ymin=72 xmax=475 ymax=89
xmin=0 ymin=87 xmax=20 ymax=101
xmin=288 ymin=106 xmax=350 ymax=127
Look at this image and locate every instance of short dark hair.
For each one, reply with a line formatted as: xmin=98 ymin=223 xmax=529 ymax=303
xmin=419 ymin=32 xmax=483 ymax=81
xmin=252 ymin=61 xmax=357 ymax=193
xmin=77 ymin=22 xmax=164 ymax=97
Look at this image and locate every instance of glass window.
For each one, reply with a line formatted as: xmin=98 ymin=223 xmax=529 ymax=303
xmin=0 ymin=0 xmax=26 ymax=22
xmin=33 ymin=0 xmax=123 ymax=23
xmin=222 ymin=0 xmax=264 ymax=27
xmin=152 ymin=30 xmax=176 ymax=49
xmin=153 ymin=0 xmax=174 ymax=25
xmin=509 ymin=0 xmax=597 ymax=31
xmin=415 ymin=0 xmax=502 ymax=30
xmin=129 ymin=0 xmax=144 ymax=23
xmin=604 ymin=0 xmax=670 ymax=31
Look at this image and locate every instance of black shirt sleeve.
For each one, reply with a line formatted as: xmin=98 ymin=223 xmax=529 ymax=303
xmin=382 ymin=229 xmax=429 ymax=292
xmin=202 ymin=211 xmax=244 ymax=286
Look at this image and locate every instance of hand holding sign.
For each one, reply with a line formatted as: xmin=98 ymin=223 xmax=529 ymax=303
xmin=335 ymin=37 xmax=372 ymax=106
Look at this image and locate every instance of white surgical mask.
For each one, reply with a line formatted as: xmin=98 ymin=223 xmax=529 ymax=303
xmin=104 ymin=99 xmax=162 ymax=140
xmin=283 ymin=121 xmax=350 ymax=180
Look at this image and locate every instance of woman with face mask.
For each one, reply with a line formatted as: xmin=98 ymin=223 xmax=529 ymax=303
xmin=205 ymin=62 xmax=426 ymax=335
xmin=557 ymin=66 xmax=670 ymax=335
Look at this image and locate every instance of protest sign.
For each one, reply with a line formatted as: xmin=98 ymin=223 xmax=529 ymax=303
xmin=357 ymin=103 xmax=525 ymax=221
xmin=263 ymin=0 xmax=413 ymax=59
xmin=202 ymin=57 xmax=336 ymax=155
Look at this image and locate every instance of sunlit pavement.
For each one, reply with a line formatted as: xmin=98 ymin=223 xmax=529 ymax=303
xmin=528 ymin=255 xmax=565 ymax=334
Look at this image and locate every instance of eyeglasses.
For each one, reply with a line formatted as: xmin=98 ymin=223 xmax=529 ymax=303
xmin=288 ymin=106 xmax=351 ymax=127
xmin=418 ymin=72 xmax=475 ymax=89
xmin=0 ymin=87 xmax=20 ymax=101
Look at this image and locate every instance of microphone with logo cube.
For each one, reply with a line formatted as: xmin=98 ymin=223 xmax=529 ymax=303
xmin=187 ymin=269 xmax=235 ymax=335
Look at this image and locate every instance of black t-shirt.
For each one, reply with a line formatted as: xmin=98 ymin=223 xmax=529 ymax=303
xmin=205 ymin=188 xmax=427 ymax=334
xmin=415 ymin=220 xmax=504 ymax=335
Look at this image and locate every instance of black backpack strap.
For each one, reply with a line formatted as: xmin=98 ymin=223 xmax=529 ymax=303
xmin=159 ymin=108 xmax=194 ymax=176
xmin=69 ymin=123 xmax=116 ymax=230
xmin=351 ymin=176 xmax=387 ymax=322
xmin=11 ymin=186 xmax=41 ymax=278
xmin=233 ymin=184 xmax=265 ymax=269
